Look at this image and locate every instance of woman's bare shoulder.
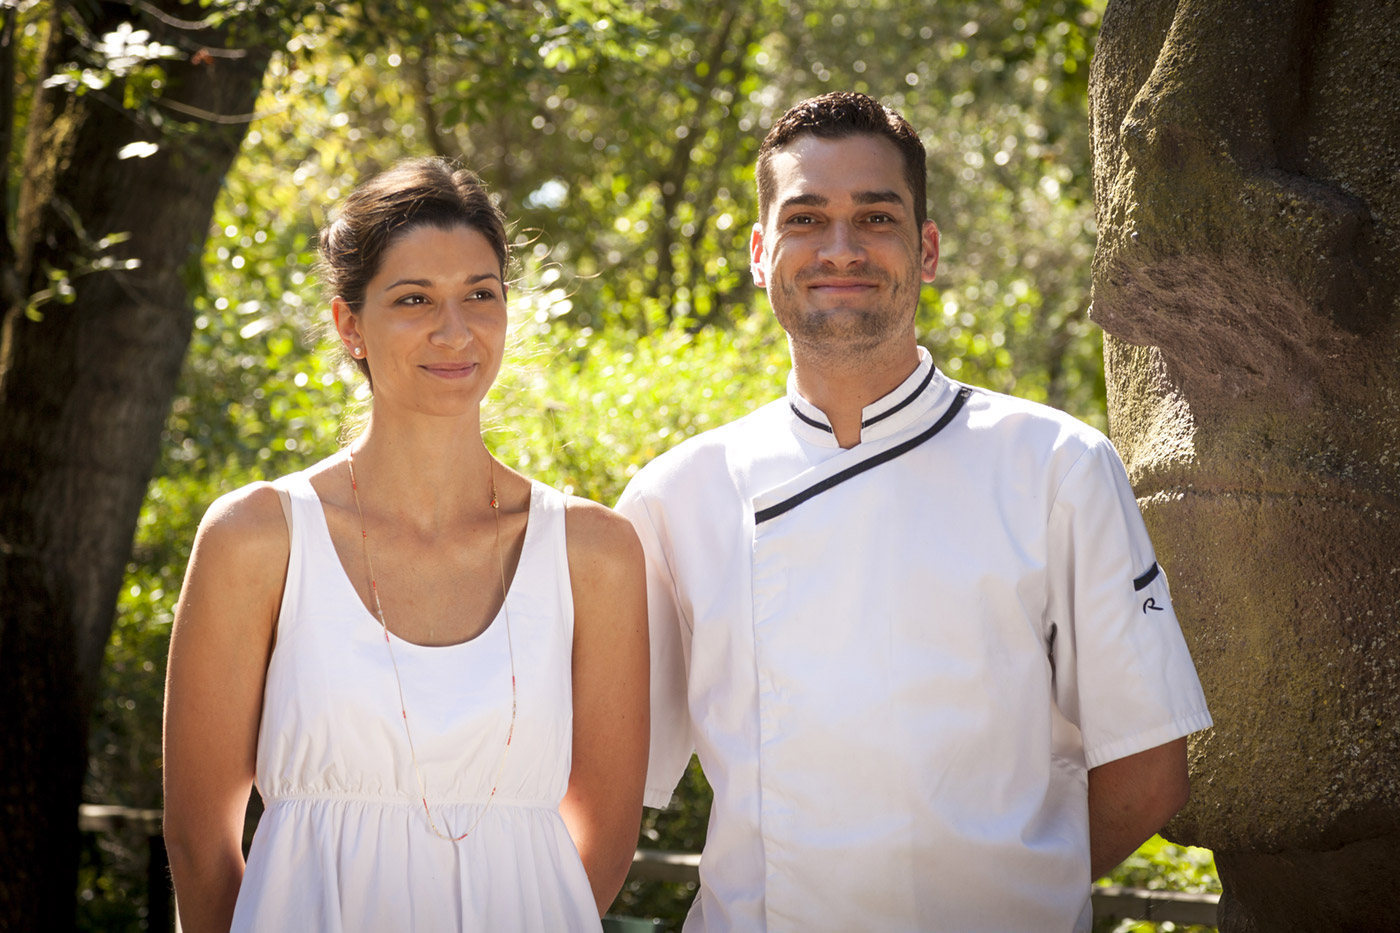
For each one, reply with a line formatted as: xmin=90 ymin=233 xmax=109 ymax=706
xmin=563 ymin=496 xmax=643 ymax=566
xmin=175 ymin=479 xmax=296 ymax=648
xmin=562 ymin=495 xmax=645 ymax=626
xmin=200 ymin=453 xmax=344 ymax=550
xmin=193 ymin=480 xmax=292 ymax=572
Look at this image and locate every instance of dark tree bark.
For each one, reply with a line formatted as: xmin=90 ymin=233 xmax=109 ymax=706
xmin=647 ymin=1 xmax=739 ymax=323
xmin=0 ymin=3 xmax=281 ymax=928
xmin=1089 ymin=0 xmax=1400 ymax=928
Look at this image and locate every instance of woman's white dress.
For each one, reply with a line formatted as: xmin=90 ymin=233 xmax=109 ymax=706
xmin=230 ymin=472 xmax=601 ymax=932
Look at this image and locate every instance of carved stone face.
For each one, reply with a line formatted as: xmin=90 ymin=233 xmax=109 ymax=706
xmin=1088 ymin=0 xmax=1400 ymax=865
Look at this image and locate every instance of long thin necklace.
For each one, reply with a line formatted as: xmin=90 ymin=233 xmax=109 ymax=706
xmin=346 ymin=447 xmax=518 ymax=842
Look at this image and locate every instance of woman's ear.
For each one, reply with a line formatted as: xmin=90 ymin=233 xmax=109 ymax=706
xmin=331 ymin=297 xmax=363 ymax=357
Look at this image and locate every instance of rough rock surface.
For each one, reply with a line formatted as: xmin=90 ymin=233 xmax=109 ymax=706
xmin=1088 ymin=0 xmax=1400 ymax=927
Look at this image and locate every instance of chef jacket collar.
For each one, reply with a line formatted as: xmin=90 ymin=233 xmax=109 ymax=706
xmin=786 ymin=346 xmax=949 ymax=448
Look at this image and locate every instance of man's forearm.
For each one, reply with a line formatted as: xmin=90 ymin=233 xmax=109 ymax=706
xmin=1087 ymin=737 xmax=1190 ymax=878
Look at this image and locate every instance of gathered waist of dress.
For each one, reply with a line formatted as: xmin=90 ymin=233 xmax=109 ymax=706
xmin=261 ymin=791 xmax=563 ymax=811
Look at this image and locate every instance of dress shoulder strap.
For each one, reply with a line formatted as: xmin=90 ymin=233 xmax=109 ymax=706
xmin=266 ymin=470 xmax=322 ymax=642
xmin=268 ymin=470 xmax=324 ymax=533
xmin=519 ymin=480 xmax=575 ymax=634
xmin=273 ymin=485 xmax=293 ymax=540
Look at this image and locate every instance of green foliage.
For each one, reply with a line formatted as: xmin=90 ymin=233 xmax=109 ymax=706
xmin=39 ymin=22 xmax=178 ymax=95
xmin=1094 ymin=835 xmax=1222 ymax=933
xmin=614 ymin=757 xmax=713 ymax=927
xmin=1102 ymin=834 xmax=1221 ymax=895
xmin=486 ymin=310 xmax=790 ymax=505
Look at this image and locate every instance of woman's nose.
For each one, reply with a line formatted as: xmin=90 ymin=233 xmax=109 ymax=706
xmin=430 ymin=300 xmax=472 ymax=349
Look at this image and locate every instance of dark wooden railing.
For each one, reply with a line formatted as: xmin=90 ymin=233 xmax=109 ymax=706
xmin=78 ymin=804 xmax=170 ymax=932
xmin=82 ymin=804 xmax=1221 ymax=930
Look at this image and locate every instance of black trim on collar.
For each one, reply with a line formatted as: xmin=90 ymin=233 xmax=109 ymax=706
xmin=862 ymin=365 xmax=936 ymax=429
xmin=788 ymin=403 xmax=834 ymax=433
xmin=1133 ymin=561 xmax=1160 ymax=591
xmin=788 ymin=361 xmax=939 ymax=435
xmin=756 ymin=385 xmax=972 ymax=526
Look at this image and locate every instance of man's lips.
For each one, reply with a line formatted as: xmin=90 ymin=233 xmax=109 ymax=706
xmin=805 ymin=279 xmax=879 ymax=293
xmin=800 ymin=271 xmax=881 ymax=286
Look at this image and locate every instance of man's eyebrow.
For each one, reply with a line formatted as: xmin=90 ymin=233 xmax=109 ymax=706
xmin=778 ymin=193 xmax=829 ymax=212
xmin=777 ymin=190 xmax=906 ymax=214
xmin=853 ymin=189 xmax=906 ymax=207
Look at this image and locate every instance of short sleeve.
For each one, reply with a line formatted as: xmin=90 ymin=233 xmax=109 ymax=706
xmin=1045 ymin=437 xmax=1213 ymax=769
xmin=614 ymin=481 xmax=695 ymax=808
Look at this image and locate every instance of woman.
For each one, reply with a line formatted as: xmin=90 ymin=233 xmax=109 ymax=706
xmin=162 ymin=158 xmax=648 ymax=932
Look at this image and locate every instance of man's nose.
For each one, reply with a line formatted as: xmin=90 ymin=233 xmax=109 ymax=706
xmin=818 ymin=221 xmax=866 ymax=267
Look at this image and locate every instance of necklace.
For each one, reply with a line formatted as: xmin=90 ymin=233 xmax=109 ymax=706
xmin=346 ymin=447 xmax=518 ymax=842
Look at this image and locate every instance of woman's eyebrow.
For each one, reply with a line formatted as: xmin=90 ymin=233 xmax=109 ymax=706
xmin=382 ymin=272 xmax=502 ymax=291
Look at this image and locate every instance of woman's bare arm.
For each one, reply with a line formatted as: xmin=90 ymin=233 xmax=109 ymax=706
xmin=162 ymin=484 xmax=287 ymax=933
xmin=559 ymin=498 xmax=649 ymax=916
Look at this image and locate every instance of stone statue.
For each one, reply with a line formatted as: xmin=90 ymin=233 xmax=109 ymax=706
xmin=1088 ymin=0 xmax=1400 ymax=928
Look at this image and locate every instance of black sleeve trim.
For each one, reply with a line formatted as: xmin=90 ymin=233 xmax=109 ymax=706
xmin=1133 ymin=561 xmax=1160 ymax=591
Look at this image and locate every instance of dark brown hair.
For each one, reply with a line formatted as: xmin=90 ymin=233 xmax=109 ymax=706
xmin=755 ymin=91 xmax=927 ymax=229
xmin=317 ymin=157 xmax=508 ymax=384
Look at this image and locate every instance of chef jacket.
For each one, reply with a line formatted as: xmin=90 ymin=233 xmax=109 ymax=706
xmin=615 ymin=348 xmax=1213 ymax=932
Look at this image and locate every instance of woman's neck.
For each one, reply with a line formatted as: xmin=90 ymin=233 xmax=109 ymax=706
xmin=344 ymin=412 xmax=499 ymax=530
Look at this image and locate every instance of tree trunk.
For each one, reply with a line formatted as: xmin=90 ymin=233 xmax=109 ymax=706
xmin=0 ymin=3 xmax=278 ymax=928
xmin=648 ymin=2 xmax=740 ymax=320
xmin=1089 ymin=0 xmax=1400 ymax=928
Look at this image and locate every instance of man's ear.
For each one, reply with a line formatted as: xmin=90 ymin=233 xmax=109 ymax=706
xmin=750 ymin=222 xmax=769 ymax=288
xmin=920 ymin=220 xmax=940 ymax=284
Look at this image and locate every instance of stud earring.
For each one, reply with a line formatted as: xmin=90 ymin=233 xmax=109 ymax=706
xmin=351 ymin=346 xmax=363 ymax=357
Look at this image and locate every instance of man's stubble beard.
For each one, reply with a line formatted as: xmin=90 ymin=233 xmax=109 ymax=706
xmin=771 ymin=274 xmax=917 ymax=370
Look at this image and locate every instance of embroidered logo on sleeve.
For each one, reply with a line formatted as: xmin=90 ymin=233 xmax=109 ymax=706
xmin=1134 ymin=561 xmax=1163 ymax=614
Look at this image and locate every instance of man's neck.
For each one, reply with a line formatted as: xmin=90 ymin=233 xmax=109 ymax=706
xmin=790 ymin=341 xmax=922 ymax=448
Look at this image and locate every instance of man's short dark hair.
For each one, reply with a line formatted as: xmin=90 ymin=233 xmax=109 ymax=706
xmin=756 ymin=92 xmax=927 ymax=230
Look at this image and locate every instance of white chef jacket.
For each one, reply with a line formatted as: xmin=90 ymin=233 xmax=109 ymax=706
xmin=615 ymin=348 xmax=1212 ymax=933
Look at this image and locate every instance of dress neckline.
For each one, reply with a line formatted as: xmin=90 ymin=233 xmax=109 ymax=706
xmin=293 ymin=471 xmax=541 ymax=651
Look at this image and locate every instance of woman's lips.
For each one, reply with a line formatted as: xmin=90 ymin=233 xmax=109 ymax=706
xmin=421 ymin=362 xmax=479 ymax=379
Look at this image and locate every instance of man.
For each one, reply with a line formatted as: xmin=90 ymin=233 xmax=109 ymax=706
xmin=615 ymin=92 xmax=1212 ymax=932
